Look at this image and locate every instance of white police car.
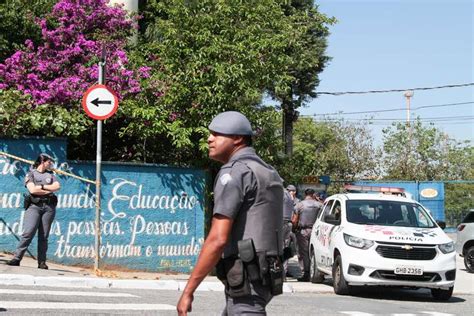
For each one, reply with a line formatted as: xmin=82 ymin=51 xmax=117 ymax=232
xmin=309 ymin=188 xmax=456 ymax=300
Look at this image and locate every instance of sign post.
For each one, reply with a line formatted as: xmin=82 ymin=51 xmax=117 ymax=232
xmin=81 ymin=49 xmax=119 ymax=272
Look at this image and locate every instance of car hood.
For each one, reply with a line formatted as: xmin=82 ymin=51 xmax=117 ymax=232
xmin=347 ymin=224 xmax=451 ymax=244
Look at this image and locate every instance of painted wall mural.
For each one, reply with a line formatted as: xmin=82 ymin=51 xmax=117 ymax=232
xmin=0 ymin=138 xmax=207 ymax=273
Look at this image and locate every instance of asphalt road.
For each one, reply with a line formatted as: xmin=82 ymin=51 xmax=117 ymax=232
xmin=0 ymin=284 xmax=472 ymax=316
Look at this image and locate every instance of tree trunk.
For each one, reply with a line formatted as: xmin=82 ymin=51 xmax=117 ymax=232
xmin=282 ymin=100 xmax=294 ymax=158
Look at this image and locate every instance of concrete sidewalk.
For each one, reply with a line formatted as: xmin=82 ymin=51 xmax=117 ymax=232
xmin=0 ymin=252 xmax=472 ymax=295
xmin=0 ymin=252 xmax=330 ymax=293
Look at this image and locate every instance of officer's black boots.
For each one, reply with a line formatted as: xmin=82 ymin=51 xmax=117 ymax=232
xmin=297 ymin=272 xmax=310 ymax=282
xmin=6 ymin=258 xmax=20 ymax=266
xmin=38 ymin=262 xmax=49 ymax=269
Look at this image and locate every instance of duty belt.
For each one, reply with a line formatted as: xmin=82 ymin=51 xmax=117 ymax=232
xmin=32 ymin=195 xmax=55 ymax=204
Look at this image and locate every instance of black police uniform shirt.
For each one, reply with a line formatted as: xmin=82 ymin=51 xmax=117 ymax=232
xmin=212 ymin=147 xmax=259 ymax=258
xmin=25 ymin=169 xmax=57 ymax=196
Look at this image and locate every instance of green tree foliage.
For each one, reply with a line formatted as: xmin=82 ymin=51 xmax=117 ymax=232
xmin=445 ymin=183 xmax=474 ymax=226
xmin=382 ymin=119 xmax=474 ymax=223
xmin=278 ymin=117 xmax=379 ymax=184
xmin=266 ymin=0 xmax=335 ymax=156
xmin=119 ymin=0 xmax=334 ymax=166
xmin=0 ymin=0 xmax=56 ymax=62
xmin=382 ymin=119 xmax=473 ymax=180
xmin=0 ymin=89 xmax=88 ymax=137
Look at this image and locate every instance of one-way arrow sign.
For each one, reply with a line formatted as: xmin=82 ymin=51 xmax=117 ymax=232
xmin=82 ymin=84 xmax=118 ymax=120
xmin=91 ymin=98 xmax=112 ymax=107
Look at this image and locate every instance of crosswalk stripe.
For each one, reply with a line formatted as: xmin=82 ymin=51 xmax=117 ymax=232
xmin=392 ymin=314 xmax=416 ymax=316
xmin=340 ymin=312 xmax=374 ymax=316
xmin=420 ymin=313 xmax=455 ymax=316
xmin=0 ymin=289 xmax=137 ymax=297
xmin=0 ymin=301 xmax=176 ymax=311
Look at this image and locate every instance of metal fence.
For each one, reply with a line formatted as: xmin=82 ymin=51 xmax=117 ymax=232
xmin=445 ymin=211 xmax=468 ymax=228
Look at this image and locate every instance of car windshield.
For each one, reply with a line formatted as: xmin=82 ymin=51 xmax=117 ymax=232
xmin=345 ymin=200 xmax=436 ymax=228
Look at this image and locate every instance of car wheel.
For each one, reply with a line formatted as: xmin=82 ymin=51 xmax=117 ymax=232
xmin=431 ymin=287 xmax=453 ymax=301
xmin=310 ymin=250 xmax=325 ymax=283
xmin=464 ymin=246 xmax=474 ymax=273
xmin=332 ymin=255 xmax=351 ymax=295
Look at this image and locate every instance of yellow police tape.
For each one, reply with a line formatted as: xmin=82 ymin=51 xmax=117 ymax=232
xmin=0 ymin=151 xmax=95 ymax=185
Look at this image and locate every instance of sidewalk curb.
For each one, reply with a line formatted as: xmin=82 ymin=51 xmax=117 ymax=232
xmin=0 ymin=274 xmax=469 ymax=295
xmin=0 ymin=274 xmax=324 ymax=293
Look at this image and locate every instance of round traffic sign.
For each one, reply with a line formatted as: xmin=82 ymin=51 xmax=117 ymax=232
xmin=82 ymin=84 xmax=119 ymax=120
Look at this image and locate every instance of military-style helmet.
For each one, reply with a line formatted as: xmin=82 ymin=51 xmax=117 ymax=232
xmin=286 ymin=185 xmax=297 ymax=191
xmin=208 ymin=111 xmax=254 ymax=136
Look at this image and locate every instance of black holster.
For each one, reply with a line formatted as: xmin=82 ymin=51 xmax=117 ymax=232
xmin=238 ymin=239 xmax=261 ymax=282
xmin=283 ymin=238 xmax=297 ymax=260
xmin=216 ymin=238 xmax=284 ymax=298
xmin=23 ymin=193 xmax=31 ymax=210
xmin=216 ymin=257 xmax=251 ymax=298
xmin=267 ymin=256 xmax=284 ymax=296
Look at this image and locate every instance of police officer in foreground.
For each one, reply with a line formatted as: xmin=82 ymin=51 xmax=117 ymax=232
xmin=293 ymin=188 xmax=322 ymax=282
xmin=7 ymin=153 xmax=60 ymax=269
xmin=177 ymin=111 xmax=284 ymax=315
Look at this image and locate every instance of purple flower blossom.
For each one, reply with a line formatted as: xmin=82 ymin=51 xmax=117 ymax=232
xmin=0 ymin=0 xmax=150 ymax=106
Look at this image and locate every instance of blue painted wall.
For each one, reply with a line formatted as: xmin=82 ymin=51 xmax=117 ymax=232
xmin=354 ymin=181 xmax=445 ymax=221
xmin=0 ymin=138 xmax=207 ymax=273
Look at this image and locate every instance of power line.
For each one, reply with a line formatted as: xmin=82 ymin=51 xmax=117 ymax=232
xmin=315 ymin=83 xmax=474 ymax=96
xmin=313 ymin=116 xmax=474 ymax=122
xmin=351 ymin=121 xmax=474 ymax=126
xmin=317 ymin=116 xmax=474 ymax=125
xmin=301 ymin=101 xmax=474 ymax=117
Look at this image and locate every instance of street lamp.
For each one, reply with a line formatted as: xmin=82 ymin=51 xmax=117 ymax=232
xmin=404 ymin=90 xmax=414 ymax=125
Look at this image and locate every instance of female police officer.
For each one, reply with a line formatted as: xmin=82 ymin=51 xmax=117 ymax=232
xmin=177 ymin=111 xmax=284 ymax=315
xmin=7 ymin=153 xmax=60 ymax=269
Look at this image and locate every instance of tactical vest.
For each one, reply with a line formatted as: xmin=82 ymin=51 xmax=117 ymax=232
xmin=297 ymin=199 xmax=322 ymax=227
xmin=230 ymin=155 xmax=284 ymax=257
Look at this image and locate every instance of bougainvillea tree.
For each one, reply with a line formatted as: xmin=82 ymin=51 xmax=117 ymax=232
xmin=0 ymin=0 xmax=149 ymax=107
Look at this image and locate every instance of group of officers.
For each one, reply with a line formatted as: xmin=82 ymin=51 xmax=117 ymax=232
xmin=283 ymin=185 xmax=323 ymax=282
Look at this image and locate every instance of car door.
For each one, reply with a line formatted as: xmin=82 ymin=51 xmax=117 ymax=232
xmin=313 ymin=199 xmax=335 ymax=271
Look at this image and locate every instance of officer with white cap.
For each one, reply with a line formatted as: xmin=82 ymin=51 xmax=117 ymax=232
xmin=177 ymin=111 xmax=284 ymax=315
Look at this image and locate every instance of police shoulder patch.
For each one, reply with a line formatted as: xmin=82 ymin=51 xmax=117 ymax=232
xmin=219 ymin=173 xmax=233 ymax=185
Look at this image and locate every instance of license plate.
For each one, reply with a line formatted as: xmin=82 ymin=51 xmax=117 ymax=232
xmin=394 ymin=266 xmax=423 ymax=275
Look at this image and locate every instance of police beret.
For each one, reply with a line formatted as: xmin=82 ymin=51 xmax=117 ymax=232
xmin=208 ymin=111 xmax=254 ymax=136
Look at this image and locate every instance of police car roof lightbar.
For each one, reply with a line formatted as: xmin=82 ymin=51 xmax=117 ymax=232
xmin=344 ymin=184 xmax=405 ymax=195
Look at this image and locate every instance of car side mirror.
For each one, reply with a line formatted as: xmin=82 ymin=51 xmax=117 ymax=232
xmin=436 ymin=220 xmax=446 ymax=230
xmin=324 ymin=214 xmax=340 ymax=226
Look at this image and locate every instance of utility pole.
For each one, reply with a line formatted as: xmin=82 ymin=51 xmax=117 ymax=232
xmin=403 ymin=90 xmax=414 ymax=179
xmin=94 ymin=48 xmax=106 ymax=272
xmin=404 ymin=90 xmax=414 ymax=126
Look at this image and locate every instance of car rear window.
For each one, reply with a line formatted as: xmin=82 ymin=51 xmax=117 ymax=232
xmin=462 ymin=212 xmax=474 ymax=223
